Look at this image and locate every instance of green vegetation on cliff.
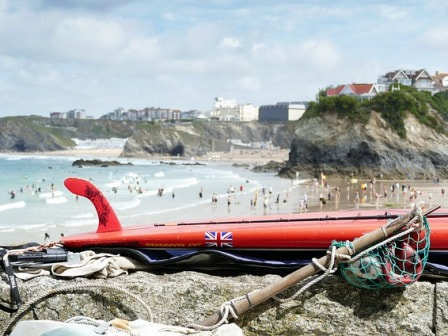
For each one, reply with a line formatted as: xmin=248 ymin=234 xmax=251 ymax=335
xmin=302 ymin=85 xmax=448 ymax=138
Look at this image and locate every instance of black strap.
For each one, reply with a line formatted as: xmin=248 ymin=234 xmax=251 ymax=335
xmin=0 ymin=248 xmax=21 ymax=313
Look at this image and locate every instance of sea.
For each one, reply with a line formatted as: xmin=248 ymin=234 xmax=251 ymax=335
xmin=0 ymin=153 xmax=313 ymax=245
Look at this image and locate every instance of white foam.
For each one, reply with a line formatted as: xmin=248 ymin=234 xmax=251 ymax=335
xmin=154 ymin=171 xmax=165 ymax=177
xmin=0 ymin=227 xmax=16 ymax=233
xmin=39 ymin=191 xmax=64 ymax=199
xmin=70 ymin=213 xmax=95 ymax=219
xmin=104 ymin=181 xmax=121 ymax=188
xmin=153 ymin=177 xmax=198 ymax=190
xmin=61 ymin=219 xmax=98 ymax=228
xmin=18 ymin=223 xmax=48 ymax=230
xmin=111 ymin=198 xmax=142 ymax=211
xmin=0 ymin=201 xmax=26 ymax=212
xmin=46 ymin=197 xmax=68 ymax=204
xmin=135 ymin=190 xmax=158 ymax=198
xmin=122 ymin=199 xmax=211 ymax=219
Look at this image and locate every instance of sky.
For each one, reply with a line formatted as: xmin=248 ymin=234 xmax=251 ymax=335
xmin=0 ymin=0 xmax=447 ymax=118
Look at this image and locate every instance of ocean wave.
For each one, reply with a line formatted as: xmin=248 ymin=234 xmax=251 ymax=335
xmin=150 ymin=177 xmax=198 ymax=191
xmin=46 ymin=197 xmax=68 ymax=205
xmin=0 ymin=201 xmax=26 ymax=212
xmin=122 ymin=199 xmax=212 ymax=219
xmin=154 ymin=171 xmax=165 ymax=177
xmin=18 ymin=223 xmax=49 ymax=230
xmin=39 ymin=191 xmax=64 ymax=199
xmin=111 ymin=198 xmax=142 ymax=211
xmin=60 ymin=219 xmax=98 ymax=228
xmin=135 ymin=190 xmax=158 ymax=198
xmin=104 ymin=181 xmax=121 ymax=188
xmin=70 ymin=213 xmax=95 ymax=219
xmin=0 ymin=227 xmax=16 ymax=233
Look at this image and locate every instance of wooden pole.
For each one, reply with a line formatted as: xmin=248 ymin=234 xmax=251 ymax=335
xmin=198 ymin=206 xmax=439 ymax=327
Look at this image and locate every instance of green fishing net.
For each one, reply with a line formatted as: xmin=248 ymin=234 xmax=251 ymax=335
xmin=337 ymin=216 xmax=430 ymax=289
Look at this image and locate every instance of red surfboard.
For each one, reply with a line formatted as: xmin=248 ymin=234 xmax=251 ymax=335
xmin=61 ymin=178 xmax=448 ymax=251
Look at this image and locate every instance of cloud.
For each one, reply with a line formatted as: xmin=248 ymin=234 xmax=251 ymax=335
xmin=35 ymin=0 xmax=133 ymax=12
xmin=251 ymin=43 xmax=264 ymax=53
xmin=237 ymin=76 xmax=261 ymax=91
xmin=220 ymin=37 xmax=241 ymax=49
xmin=420 ymin=25 xmax=448 ymax=53
xmin=293 ymin=39 xmax=342 ymax=70
xmin=377 ymin=5 xmax=408 ymax=21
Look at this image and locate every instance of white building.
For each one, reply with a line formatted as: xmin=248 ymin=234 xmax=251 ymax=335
xmin=211 ymin=97 xmax=259 ymax=121
xmin=238 ymin=104 xmax=259 ymax=121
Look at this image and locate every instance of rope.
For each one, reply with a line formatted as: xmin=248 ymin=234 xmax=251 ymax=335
xmin=0 ymin=283 xmax=153 ymax=336
xmin=273 ymin=245 xmax=339 ymax=303
xmin=187 ymin=300 xmax=239 ymax=331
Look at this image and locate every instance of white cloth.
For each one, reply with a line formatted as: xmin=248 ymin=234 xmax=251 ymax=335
xmin=13 ymin=251 xmax=147 ymax=280
xmin=10 ymin=319 xmax=243 ymax=336
xmin=51 ymin=251 xmax=146 ymax=279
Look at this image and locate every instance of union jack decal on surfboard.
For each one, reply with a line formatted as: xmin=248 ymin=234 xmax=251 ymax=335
xmin=205 ymin=231 xmax=233 ymax=248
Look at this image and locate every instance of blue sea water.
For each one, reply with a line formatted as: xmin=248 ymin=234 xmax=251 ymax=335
xmin=0 ymin=154 xmax=309 ymax=245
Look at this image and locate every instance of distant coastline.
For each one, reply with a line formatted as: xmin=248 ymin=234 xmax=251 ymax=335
xmin=1 ymin=146 xmax=291 ymax=167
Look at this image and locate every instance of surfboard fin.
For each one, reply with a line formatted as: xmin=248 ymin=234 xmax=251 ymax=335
xmin=64 ymin=177 xmax=123 ymax=233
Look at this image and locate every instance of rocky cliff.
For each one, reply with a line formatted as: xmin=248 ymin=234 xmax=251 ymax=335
xmin=0 ymin=116 xmax=135 ymax=152
xmin=282 ymin=111 xmax=448 ymax=179
xmin=1 ymin=272 xmax=445 ymax=335
xmin=0 ymin=116 xmax=295 ymax=157
xmin=121 ymin=121 xmax=295 ymax=157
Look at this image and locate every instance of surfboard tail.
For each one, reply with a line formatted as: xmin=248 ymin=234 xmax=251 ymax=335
xmin=64 ymin=177 xmax=122 ymax=233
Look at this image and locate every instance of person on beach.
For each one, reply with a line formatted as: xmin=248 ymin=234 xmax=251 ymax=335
xmin=263 ymin=196 xmax=270 ymax=209
xmin=199 ymin=187 xmax=203 ymax=198
xmin=334 ymin=187 xmax=340 ymax=202
xmin=319 ymin=193 xmax=326 ymax=205
xmin=10 ymin=190 xmax=15 ymax=199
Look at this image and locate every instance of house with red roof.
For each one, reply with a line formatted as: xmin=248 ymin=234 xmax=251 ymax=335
xmin=326 ymin=83 xmax=379 ymax=101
